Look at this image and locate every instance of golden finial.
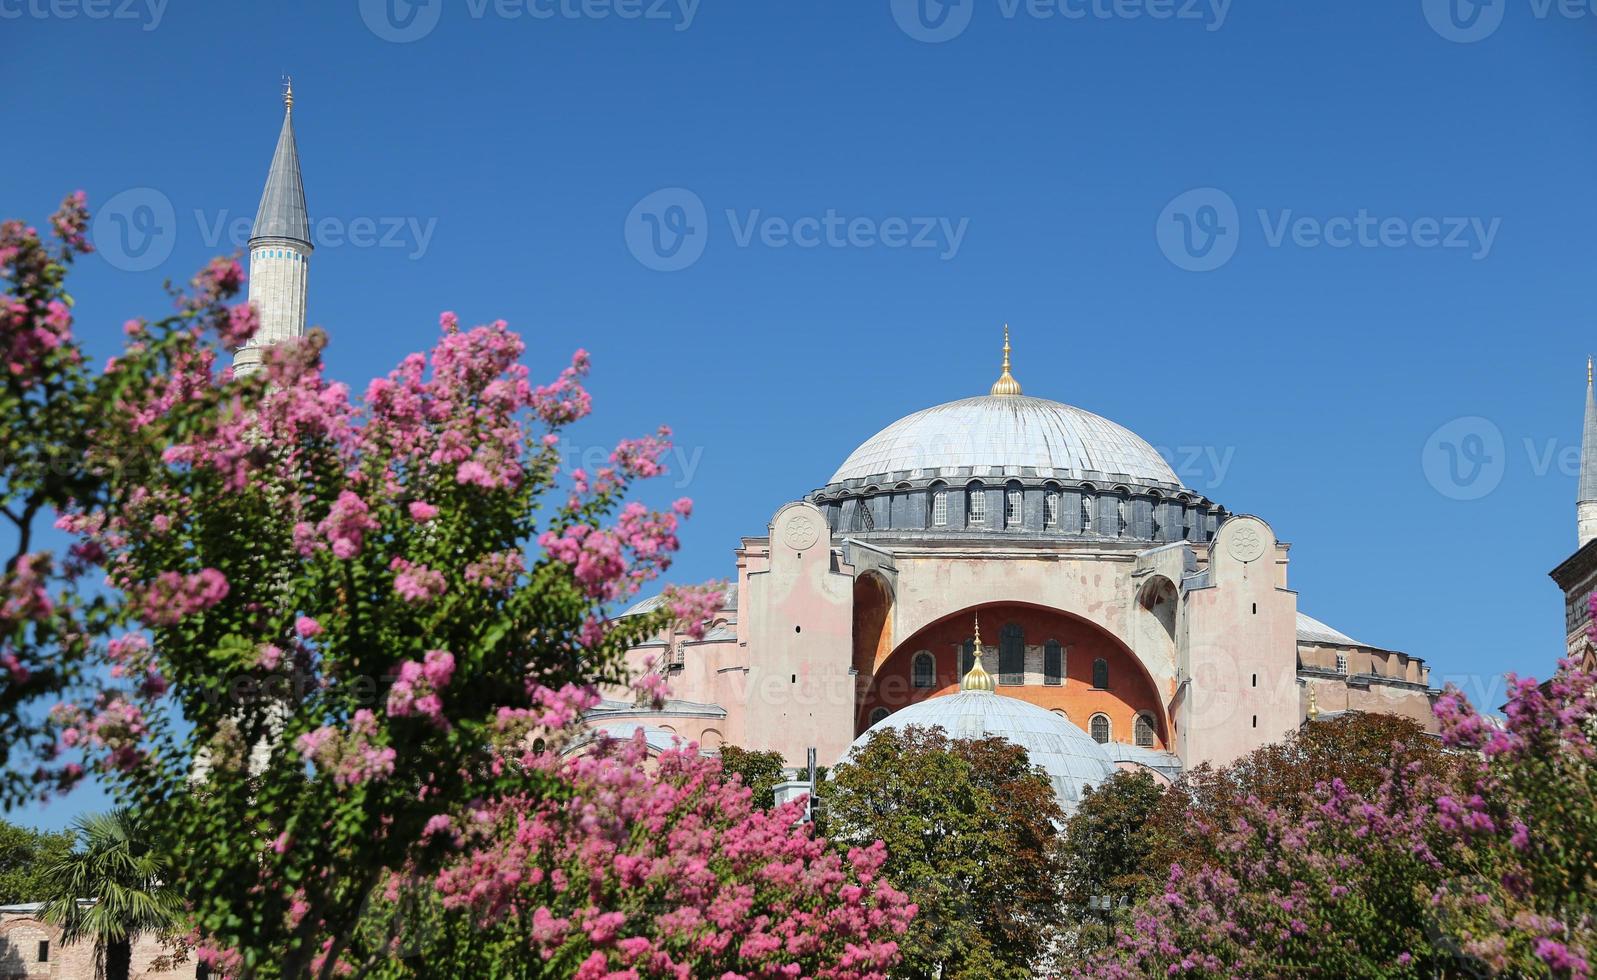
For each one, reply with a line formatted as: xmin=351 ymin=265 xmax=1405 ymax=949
xmin=1306 ymin=684 xmax=1321 ymax=722
xmin=283 ymin=76 xmax=294 ymax=113
xmin=961 ymin=610 xmax=996 ymax=693
xmin=1587 ymin=355 xmax=1592 ymax=386
xmin=989 ymin=324 xmax=1023 ymax=397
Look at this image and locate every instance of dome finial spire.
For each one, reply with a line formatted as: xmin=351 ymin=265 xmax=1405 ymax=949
xmin=989 ymin=324 xmax=1023 ymax=396
xmin=283 ymin=75 xmax=294 ymax=113
xmin=961 ymin=610 xmax=996 ymax=693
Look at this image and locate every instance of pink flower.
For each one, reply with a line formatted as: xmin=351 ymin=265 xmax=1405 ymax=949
xmin=295 ymin=616 xmax=323 ymax=639
xmin=408 ymin=500 xmax=438 ymax=521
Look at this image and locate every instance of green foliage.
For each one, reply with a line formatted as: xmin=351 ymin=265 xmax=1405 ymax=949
xmin=716 ymin=744 xmax=788 ymax=809
xmin=0 ymin=818 xmax=73 ymax=905
xmin=818 ymin=724 xmax=1067 ymax=980
xmin=1059 ymin=767 xmax=1164 ymax=949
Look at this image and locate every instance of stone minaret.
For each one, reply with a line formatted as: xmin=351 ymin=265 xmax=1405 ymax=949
xmin=234 ymin=80 xmax=312 ymax=378
xmin=1580 ymin=357 xmax=1597 ymax=547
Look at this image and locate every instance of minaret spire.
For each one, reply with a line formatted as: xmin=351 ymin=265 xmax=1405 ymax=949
xmin=1579 ymin=356 xmax=1597 ymax=546
xmin=234 ymin=81 xmax=313 ymax=378
xmin=989 ymin=324 xmax=1023 ymax=397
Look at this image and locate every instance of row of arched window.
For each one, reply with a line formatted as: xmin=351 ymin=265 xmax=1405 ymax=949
xmin=830 ymin=481 xmax=1217 ymax=541
xmin=865 ymin=706 xmax=1159 ymax=748
xmin=926 ymin=484 xmax=1131 ymax=531
xmin=909 ymin=630 xmax=1110 ymax=690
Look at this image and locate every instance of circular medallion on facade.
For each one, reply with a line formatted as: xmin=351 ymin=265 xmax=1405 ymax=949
xmin=782 ymin=513 xmax=820 ymax=551
xmin=1227 ymin=520 xmax=1267 ymax=563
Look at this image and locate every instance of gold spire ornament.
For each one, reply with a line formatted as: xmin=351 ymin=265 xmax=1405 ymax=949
xmin=989 ymin=324 xmax=1023 ymax=397
xmin=1588 ymin=355 xmax=1592 ymax=386
xmin=283 ymin=76 xmax=294 ymax=112
xmin=961 ymin=611 xmax=996 ymax=693
xmin=1306 ymin=684 xmax=1321 ymax=722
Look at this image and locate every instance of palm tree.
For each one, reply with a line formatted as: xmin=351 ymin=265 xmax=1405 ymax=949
xmin=39 ymin=808 xmax=181 ymax=980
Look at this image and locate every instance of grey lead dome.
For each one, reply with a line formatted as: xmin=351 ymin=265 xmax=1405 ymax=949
xmin=829 ymin=394 xmax=1182 ymax=487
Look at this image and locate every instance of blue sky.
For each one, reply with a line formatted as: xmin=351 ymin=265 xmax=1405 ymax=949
xmin=3 ymin=0 xmax=1595 ymax=827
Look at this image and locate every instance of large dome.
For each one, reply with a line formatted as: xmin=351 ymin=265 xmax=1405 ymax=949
xmin=828 ymin=394 xmax=1181 ymax=488
xmin=844 ymin=691 xmax=1117 ymax=813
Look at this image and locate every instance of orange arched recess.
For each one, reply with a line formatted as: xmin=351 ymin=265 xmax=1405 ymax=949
xmin=856 ymin=602 xmax=1169 ymax=750
xmin=852 ymin=572 xmax=893 ymax=678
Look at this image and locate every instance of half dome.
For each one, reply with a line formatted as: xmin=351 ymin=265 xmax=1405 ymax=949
xmin=844 ymin=691 xmax=1117 ymax=813
xmin=828 ymin=395 xmax=1181 ymax=488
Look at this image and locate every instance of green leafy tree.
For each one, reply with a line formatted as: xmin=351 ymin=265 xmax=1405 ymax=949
xmin=1059 ymin=768 xmax=1164 ymax=952
xmin=39 ymin=808 xmax=181 ymax=980
xmin=717 ymin=743 xmax=788 ymax=809
xmin=819 ymin=725 xmax=1067 ymax=980
xmin=0 ymin=818 xmax=73 ymax=904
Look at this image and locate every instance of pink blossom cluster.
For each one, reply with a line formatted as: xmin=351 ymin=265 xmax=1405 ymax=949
xmin=464 ymin=549 xmax=524 ymax=591
xmin=295 ymin=710 xmax=397 ymax=786
xmin=432 ymin=732 xmax=914 ymax=978
xmin=390 ymin=557 xmax=447 ymax=605
xmin=318 ymin=490 xmax=381 ymax=559
xmin=0 ymin=194 xmax=89 ymax=382
xmin=611 ymin=425 xmax=672 ymax=479
xmin=134 ymin=568 xmax=229 ymax=627
xmin=539 ymin=499 xmax=691 ymax=604
xmin=386 ymin=649 xmax=456 ymax=729
xmin=48 ymin=695 xmax=147 ymax=773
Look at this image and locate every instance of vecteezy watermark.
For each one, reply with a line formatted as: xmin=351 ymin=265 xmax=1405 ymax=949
xmin=1422 ymin=416 xmax=1591 ymax=500
xmin=1423 ymin=0 xmax=1595 ymax=43
xmin=624 ymin=187 xmax=970 ymax=272
xmin=0 ymin=0 xmax=167 ymax=30
xmin=1422 ymin=416 xmax=1506 ymax=500
xmin=1156 ymin=187 xmax=1502 ymax=272
xmin=358 ymin=0 xmax=698 ymax=42
xmin=556 ymin=437 xmax=705 ymax=489
xmin=1152 ymin=444 xmax=1236 ymax=491
xmin=93 ymin=188 xmax=178 ymax=273
xmin=890 ymin=0 xmax=1230 ymax=43
xmin=91 ymin=187 xmax=439 ymax=271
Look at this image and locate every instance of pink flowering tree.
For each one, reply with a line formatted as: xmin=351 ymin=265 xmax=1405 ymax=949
xmin=0 ymin=195 xmax=255 ymax=802
xmin=349 ymin=732 xmax=915 ymax=978
xmin=7 ymin=194 xmax=725 ymax=975
xmin=1077 ymin=655 xmax=1597 ymax=980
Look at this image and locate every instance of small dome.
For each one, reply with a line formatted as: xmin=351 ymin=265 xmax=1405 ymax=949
xmin=845 ymin=692 xmax=1117 ymax=813
xmin=828 ymin=395 xmax=1181 ymax=488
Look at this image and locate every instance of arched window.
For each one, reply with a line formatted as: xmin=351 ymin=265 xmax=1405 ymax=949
xmin=999 ymin=623 xmax=1024 ymax=685
xmin=1092 ymin=658 xmax=1109 ymax=690
xmin=1134 ymin=713 xmax=1156 ymax=748
xmin=868 ymin=707 xmax=890 ymax=726
xmin=931 ymin=487 xmax=949 ymax=527
xmin=1336 ymin=651 xmax=1348 ymax=674
xmin=1081 ymin=492 xmax=1095 ymax=533
xmin=1043 ymin=640 xmax=1064 ymax=686
xmin=912 ymin=651 xmax=936 ymax=689
xmin=967 ymin=484 xmax=986 ymax=527
xmin=1005 ymin=483 xmax=1023 ymax=528
xmin=1090 ymin=713 xmax=1111 ymax=744
xmin=1044 ymin=490 xmax=1061 ymax=527
xmin=961 ymin=638 xmax=976 ymax=676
